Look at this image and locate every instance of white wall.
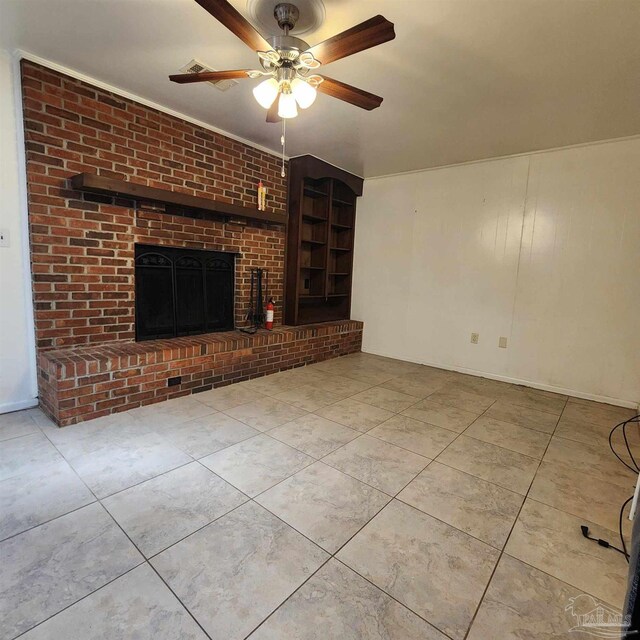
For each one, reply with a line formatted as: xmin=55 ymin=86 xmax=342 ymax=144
xmin=352 ymin=138 xmax=640 ymax=407
xmin=0 ymin=49 xmax=38 ymax=413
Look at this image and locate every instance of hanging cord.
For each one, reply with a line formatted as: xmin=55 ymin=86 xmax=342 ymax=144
xmin=281 ymin=119 xmax=286 ymax=178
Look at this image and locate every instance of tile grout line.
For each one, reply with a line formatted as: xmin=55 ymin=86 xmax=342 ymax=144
xmin=6 ymin=399 xmax=327 ymax=547
xmin=0 ymin=498 xmax=99 ymax=545
xmin=145 ymin=561 xmax=215 ymax=640
xmin=0 ymin=428 xmax=42 ymax=444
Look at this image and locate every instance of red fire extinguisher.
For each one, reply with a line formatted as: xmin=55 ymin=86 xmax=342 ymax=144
xmin=265 ymin=298 xmax=274 ymax=330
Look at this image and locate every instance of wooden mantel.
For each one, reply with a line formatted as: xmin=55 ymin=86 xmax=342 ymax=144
xmin=70 ymin=173 xmax=287 ymax=226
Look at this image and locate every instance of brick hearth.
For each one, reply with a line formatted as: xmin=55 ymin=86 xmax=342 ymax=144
xmin=38 ymin=321 xmax=363 ymax=426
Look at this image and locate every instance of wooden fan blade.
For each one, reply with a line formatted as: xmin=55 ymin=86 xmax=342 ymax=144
xmin=194 ymin=0 xmax=272 ymax=52
xmin=266 ymin=100 xmax=281 ymax=123
xmin=304 ymin=15 xmax=395 ymax=65
xmin=169 ymin=70 xmax=252 ymax=84
xmin=316 ymin=76 xmax=383 ymax=111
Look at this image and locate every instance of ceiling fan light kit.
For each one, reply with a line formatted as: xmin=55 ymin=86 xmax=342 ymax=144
xmin=253 ymin=67 xmax=317 ymax=117
xmin=170 ymin=0 xmax=396 ymax=122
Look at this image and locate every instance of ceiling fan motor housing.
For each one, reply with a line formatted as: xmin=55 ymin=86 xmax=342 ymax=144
xmin=266 ymin=34 xmax=310 ymax=62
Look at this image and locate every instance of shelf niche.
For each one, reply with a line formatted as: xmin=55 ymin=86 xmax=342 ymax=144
xmin=284 ymin=155 xmax=363 ymax=325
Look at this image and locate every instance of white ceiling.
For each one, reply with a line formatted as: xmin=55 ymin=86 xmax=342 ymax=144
xmin=1 ymin=0 xmax=639 ymax=177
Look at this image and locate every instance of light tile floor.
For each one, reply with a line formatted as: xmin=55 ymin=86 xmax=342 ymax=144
xmin=1 ymin=351 xmax=638 ymax=639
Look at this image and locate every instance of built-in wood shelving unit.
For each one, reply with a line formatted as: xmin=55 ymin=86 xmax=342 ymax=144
xmin=284 ymin=155 xmax=363 ymax=325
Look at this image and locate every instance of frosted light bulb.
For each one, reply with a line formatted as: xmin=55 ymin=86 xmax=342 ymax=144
xmin=252 ymin=78 xmax=279 ymax=109
xmin=278 ymin=91 xmax=298 ymax=119
xmin=291 ymin=78 xmax=317 ymax=109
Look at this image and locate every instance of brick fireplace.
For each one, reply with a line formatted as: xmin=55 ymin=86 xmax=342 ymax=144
xmin=22 ymin=61 xmax=362 ymax=426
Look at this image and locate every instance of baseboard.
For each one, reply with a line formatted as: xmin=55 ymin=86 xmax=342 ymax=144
xmin=0 ymin=397 xmax=39 ymax=415
xmin=361 ymin=348 xmax=640 ymax=410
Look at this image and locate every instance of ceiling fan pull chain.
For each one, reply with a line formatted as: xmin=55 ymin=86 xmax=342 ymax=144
xmin=281 ymin=119 xmax=286 ymax=178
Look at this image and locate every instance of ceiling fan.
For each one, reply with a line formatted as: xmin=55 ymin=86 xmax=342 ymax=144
xmin=169 ymin=0 xmax=395 ymax=122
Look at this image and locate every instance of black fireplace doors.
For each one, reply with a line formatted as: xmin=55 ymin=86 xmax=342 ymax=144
xmin=135 ymin=244 xmax=235 ymax=341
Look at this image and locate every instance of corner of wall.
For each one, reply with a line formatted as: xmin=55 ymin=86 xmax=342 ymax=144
xmin=0 ymin=48 xmax=38 ymax=413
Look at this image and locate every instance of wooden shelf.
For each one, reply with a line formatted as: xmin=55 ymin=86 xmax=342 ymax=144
xmin=285 ymin=155 xmax=363 ymax=326
xmin=299 ymin=293 xmax=350 ymax=300
xmin=71 ymin=173 xmax=287 ymax=226
xmin=304 ymin=187 xmax=329 ymax=199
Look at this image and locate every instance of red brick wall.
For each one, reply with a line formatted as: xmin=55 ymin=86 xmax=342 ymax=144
xmin=21 ymin=60 xmax=288 ymax=351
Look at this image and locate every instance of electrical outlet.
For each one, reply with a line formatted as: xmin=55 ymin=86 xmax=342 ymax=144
xmin=0 ymin=229 xmax=9 ymax=248
xmin=471 ymin=332 xmax=479 ymax=344
xmin=499 ymin=337 xmax=508 ymax=348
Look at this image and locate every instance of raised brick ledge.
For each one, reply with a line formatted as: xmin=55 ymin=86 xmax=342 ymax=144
xmin=39 ymin=320 xmax=363 ymax=380
xmin=37 ymin=320 xmax=364 ymax=426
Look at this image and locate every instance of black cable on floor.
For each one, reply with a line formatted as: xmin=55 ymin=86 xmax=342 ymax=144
xmin=580 ymin=415 xmax=640 ymax=562
xmin=620 ymin=496 xmax=634 ymax=561
xmin=609 ymin=416 xmax=640 ymax=473
xmin=581 ymin=521 xmax=628 ymax=559
xmin=623 ymin=417 xmax=640 ymax=472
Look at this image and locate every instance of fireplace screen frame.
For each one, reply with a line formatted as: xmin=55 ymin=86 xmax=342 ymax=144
xmin=134 ymin=244 xmax=236 ymax=341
